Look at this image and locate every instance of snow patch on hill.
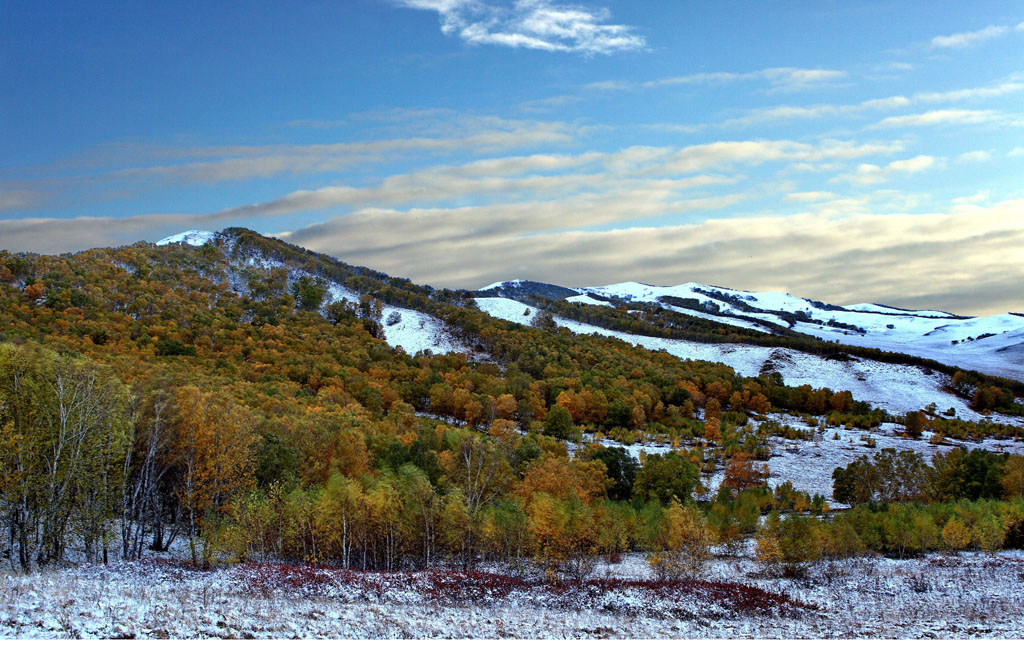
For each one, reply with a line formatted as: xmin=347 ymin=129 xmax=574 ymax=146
xmin=565 ymin=294 xmax=613 ymax=307
xmin=156 ymin=230 xmax=217 ymax=246
xmin=381 ymin=307 xmax=461 ymax=356
xmin=843 ymin=303 xmax=953 ymax=318
xmin=705 ymin=414 xmax=1024 ymax=502
xmin=479 ymin=279 xmax=523 ymax=291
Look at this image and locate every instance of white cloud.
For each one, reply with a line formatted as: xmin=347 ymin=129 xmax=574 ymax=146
xmin=956 ymin=150 xmax=992 ymax=163
xmin=930 ymin=24 xmax=1010 ymax=48
xmin=645 ymin=67 xmax=847 ymax=91
xmin=116 ymin=118 xmax=574 ymax=183
xmin=0 ymin=214 xmax=198 ymax=254
xmin=952 ymin=190 xmax=990 ymax=205
xmin=655 ymin=140 xmax=903 ymax=174
xmin=583 ymin=80 xmax=631 ymax=91
xmin=785 ymin=191 xmax=838 ymax=204
xmin=831 ymin=155 xmax=938 ymax=186
xmin=517 ymin=94 xmax=580 ymax=113
xmin=870 ymin=109 xmax=1007 ymax=129
xmin=0 ymin=189 xmax=43 ymax=212
xmin=720 ymin=96 xmax=910 ymax=128
xmin=182 ymin=139 xmax=896 ymax=220
xmin=719 ymin=78 xmax=1024 ymax=129
xmin=874 ymin=61 xmax=914 ymax=73
xmin=398 ymin=0 xmax=646 ymax=55
xmin=1009 ymin=147 xmax=1024 ymax=157
xmin=915 ymin=80 xmax=1024 ymax=103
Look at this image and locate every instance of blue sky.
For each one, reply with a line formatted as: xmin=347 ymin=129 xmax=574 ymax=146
xmin=2 ymin=0 xmax=1023 ymax=314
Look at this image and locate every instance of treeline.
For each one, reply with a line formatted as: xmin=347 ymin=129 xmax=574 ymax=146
xmin=756 ymin=499 xmax=1024 ymax=574
xmin=3 ymin=342 xmax=1023 ymax=579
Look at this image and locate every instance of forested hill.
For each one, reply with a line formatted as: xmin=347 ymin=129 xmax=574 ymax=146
xmin=1 ymin=226 xmax=1020 ymax=422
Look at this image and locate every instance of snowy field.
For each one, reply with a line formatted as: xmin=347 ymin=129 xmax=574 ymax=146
xmin=709 ymin=416 xmax=1024 ymax=503
xmin=2 ymin=549 xmax=1022 ymax=639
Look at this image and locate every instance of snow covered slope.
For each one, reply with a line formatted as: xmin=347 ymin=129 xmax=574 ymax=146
xmin=570 ymin=281 xmax=1024 ymax=380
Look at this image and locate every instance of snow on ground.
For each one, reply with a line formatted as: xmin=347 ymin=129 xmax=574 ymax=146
xmin=474 ymin=297 xmax=1008 ymax=424
xmin=701 ymin=414 xmax=1024 ymax=503
xmin=3 ymin=550 xmax=1023 ymax=638
xmin=155 ymin=230 xmax=217 ymax=246
xmin=567 ymin=435 xmax=677 ymax=461
xmin=656 ymin=302 xmax=776 ymax=333
xmin=565 ymin=294 xmax=613 ymax=308
xmin=381 ymin=307 xmax=461 ymax=356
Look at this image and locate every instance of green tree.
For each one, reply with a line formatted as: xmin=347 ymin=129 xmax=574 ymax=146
xmin=633 ymin=452 xmax=699 ymax=504
xmin=291 ymin=276 xmax=328 ymax=312
xmin=543 ymin=405 xmax=575 ymax=440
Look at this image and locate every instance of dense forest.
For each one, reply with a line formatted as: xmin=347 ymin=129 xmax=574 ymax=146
xmin=1 ymin=230 xmax=1022 ymax=579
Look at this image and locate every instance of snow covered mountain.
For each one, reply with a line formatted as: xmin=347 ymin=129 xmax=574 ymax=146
xmin=477 ymin=279 xmax=1023 ymax=381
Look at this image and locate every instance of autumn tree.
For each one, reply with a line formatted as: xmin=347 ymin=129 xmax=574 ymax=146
xmin=1001 ymin=455 xmax=1024 ymax=499
xmin=438 ymin=430 xmax=513 ymax=568
xmin=904 ymin=410 xmax=924 ymax=437
xmin=648 ymin=501 xmax=716 ymax=580
xmin=168 ymin=386 xmax=258 ymax=565
xmin=722 ymin=452 xmax=770 ymax=492
xmin=543 ymin=405 xmax=575 ymax=440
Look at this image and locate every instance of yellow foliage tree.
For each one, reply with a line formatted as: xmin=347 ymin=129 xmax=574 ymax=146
xmin=169 ymin=386 xmax=258 ymax=565
xmin=648 ymin=501 xmax=716 ymax=580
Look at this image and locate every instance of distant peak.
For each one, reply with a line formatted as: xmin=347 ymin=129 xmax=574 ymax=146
xmin=478 ymin=279 xmax=523 ymax=291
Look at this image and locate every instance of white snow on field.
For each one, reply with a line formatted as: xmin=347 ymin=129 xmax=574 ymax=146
xmin=700 ymin=414 xmax=1024 ymax=502
xmin=321 ymin=281 xmax=460 ymax=355
xmin=4 ymin=551 xmax=1024 ymax=638
xmin=474 ymin=297 xmax=1007 ymax=423
xmin=567 ymin=435 xmax=677 ymax=461
xmin=565 ymin=294 xmax=613 ymax=307
xmin=656 ymin=302 xmax=776 ymax=333
xmin=575 ymin=281 xmax=1024 ymax=380
xmin=155 ymin=230 xmax=217 ymax=246
xmin=381 ymin=307 xmax=461 ymax=356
